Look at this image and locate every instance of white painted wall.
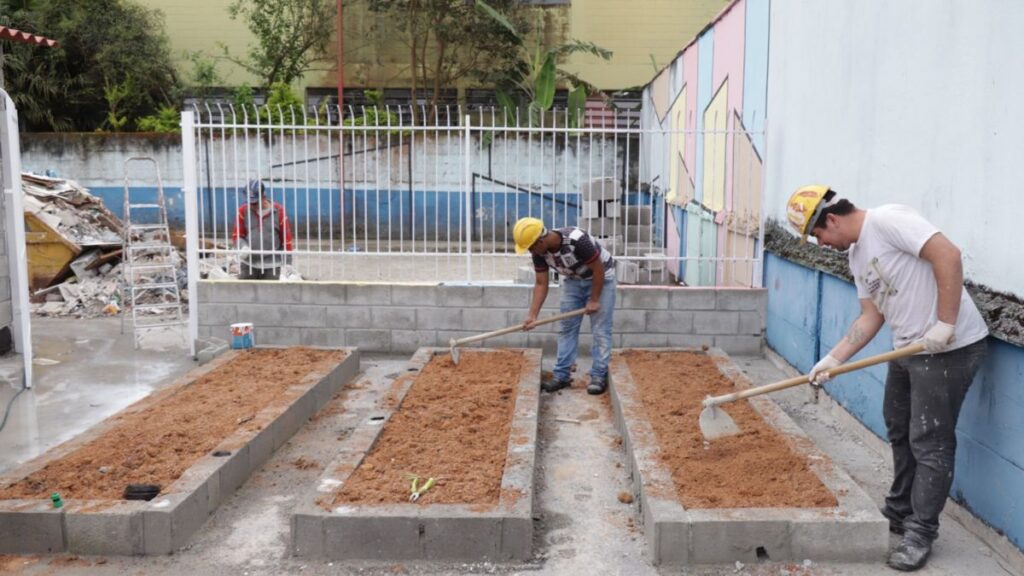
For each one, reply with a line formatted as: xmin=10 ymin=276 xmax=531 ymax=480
xmin=765 ymin=0 xmax=1024 ymax=295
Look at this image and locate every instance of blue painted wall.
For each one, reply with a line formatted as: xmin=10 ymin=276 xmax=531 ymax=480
xmin=765 ymin=252 xmax=1024 ymax=550
xmin=90 ymin=186 xmax=655 ymax=242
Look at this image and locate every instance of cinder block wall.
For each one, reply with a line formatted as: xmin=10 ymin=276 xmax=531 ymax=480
xmin=196 ymin=282 xmax=766 ymax=355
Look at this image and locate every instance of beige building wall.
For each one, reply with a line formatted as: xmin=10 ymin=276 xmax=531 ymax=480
xmin=140 ymin=0 xmax=730 ymax=95
xmin=565 ymin=0 xmax=731 ymax=90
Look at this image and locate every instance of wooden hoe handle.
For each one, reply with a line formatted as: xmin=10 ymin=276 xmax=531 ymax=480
xmin=704 ymin=342 xmax=927 ymax=407
xmin=451 ymin=308 xmax=587 ymax=347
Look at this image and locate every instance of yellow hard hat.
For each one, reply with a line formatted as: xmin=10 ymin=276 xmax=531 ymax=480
xmin=513 ymin=217 xmax=545 ymax=254
xmin=786 ymin=185 xmax=831 ymax=243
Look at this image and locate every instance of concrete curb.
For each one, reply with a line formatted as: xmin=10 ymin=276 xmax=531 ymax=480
xmin=291 ymin=347 xmax=540 ymax=561
xmin=0 ymin=347 xmax=360 ymax=556
xmin=608 ymin=348 xmax=888 ymax=565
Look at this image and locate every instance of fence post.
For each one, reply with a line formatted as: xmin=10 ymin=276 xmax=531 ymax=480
xmin=0 ymin=90 xmax=33 ymax=386
xmin=181 ymin=110 xmax=200 ymax=356
xmin=464 ymin=114 xmax=472 ymax=282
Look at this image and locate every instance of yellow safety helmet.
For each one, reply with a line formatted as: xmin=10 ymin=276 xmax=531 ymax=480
xmin=513 ymin=217 xmax=546 ymax=254
xmin=786 ymin=185 xmax=831 ymax=243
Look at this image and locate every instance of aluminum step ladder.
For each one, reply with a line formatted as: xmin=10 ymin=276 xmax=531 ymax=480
xmin=121 ymin=157 xmax=186 ymax=349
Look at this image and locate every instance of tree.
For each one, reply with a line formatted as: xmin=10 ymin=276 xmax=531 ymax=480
xmin=1 ymin=0 xmax=179 ymax=132
xmin=223 ymin=0 xmax=337 ymax=88
xmin=365 ymin=0 xmax=529 ymax=118
xmin=476 ymin=0 xmax=612 ymax=127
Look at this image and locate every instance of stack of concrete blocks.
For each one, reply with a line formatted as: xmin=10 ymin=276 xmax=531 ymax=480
xmin=579 ymin=177 xmax=639 ymax=284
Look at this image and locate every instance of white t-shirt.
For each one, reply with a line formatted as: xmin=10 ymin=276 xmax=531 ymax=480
xmin=848 ymin=204 xmax=988 ymax=350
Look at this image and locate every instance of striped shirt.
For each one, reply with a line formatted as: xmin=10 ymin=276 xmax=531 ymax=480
xmin=532 ymin=227 xmax=615 ymax=280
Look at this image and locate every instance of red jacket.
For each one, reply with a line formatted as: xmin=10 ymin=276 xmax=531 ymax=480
xmin=231 ymin=202 xmax=294 ymax=251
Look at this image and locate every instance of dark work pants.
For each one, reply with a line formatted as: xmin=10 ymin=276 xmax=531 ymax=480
xmin=882 ymin=339 xmax=987 ymax=544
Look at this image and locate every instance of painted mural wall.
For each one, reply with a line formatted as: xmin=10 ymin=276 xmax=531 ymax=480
xmin=764 ymin=0 xmax=1024 ymax=297
xmin=641 ymin=0 xmax=769 ymax=287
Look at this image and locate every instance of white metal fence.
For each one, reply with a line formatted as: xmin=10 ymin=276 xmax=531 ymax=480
xmin=181 ymin=104 xmax=764 ymax=287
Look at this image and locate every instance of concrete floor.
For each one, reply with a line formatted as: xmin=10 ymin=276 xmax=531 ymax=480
xmin=0 ymin=320 xmax=1021 ymax=575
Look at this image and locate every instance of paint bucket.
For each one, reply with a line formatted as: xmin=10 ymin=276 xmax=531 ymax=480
xmin=230 ymin=322 xmax=254 ymax=349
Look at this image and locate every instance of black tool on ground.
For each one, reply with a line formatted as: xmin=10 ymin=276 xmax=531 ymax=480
xmin=123 ymin=483 xmax=162 ymax=501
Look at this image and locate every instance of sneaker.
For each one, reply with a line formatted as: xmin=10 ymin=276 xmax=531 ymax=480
xmin=587 ymin=377 xmax=608 ymax=395
xmin=541 ymin=378 xmax=571 ymax=393
xmin=887 ymin=537 xmax=931 ymax=571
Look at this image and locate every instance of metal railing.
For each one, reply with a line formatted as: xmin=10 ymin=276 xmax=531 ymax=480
xmin=181 ymin=104 xmax=764 ymax=288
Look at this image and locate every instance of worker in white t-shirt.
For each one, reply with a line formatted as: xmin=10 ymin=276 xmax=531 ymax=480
xmin=787 ymin=186 xmax=988 ymax=572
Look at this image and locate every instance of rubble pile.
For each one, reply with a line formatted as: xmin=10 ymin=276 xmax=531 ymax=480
xmin=22 ymin=173 xmax=188 ymax=319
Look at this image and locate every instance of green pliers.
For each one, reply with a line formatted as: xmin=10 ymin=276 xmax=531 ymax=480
xmin=408 ymin=474 xmax=436 ymax=502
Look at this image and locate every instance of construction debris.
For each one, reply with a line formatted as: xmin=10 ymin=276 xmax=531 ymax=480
xmin=21 ymin=172 xmax=189 ymax=319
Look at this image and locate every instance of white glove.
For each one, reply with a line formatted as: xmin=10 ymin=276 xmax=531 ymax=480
xmin=809 ymin=354 xmax=841 ymax=387
xmin=922 ymin=321 xmax=956 ymax=353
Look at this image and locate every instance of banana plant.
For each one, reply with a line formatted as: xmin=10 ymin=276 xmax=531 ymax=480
xmin=477 ymin=0 xmax=611 ymax=127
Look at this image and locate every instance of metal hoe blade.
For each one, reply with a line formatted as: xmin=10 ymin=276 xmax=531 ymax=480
xmin=449 ymin=338 xmax=461 ymax=365
xmin=698 ymin=400 xmax=741 ymax=441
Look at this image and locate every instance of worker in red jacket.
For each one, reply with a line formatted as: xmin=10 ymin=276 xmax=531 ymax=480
xmin=231 ymin=180 xmax=294 ymax=280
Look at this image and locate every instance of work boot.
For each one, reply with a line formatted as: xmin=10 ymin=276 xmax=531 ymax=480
xmin=541 ymin=378 xmax=571 ymax=393
xmin=587 ymin=377 xmax=608 ymax=395
xmin=887 ymin=536 xmax=931 ymax=571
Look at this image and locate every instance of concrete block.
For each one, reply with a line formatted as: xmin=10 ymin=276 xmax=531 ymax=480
xmin=641 ymin=252 xmax=666 ymax=272
xmin=579 ymin=217 xmax=618 ymax=236
xmin=716 ymin=288 xmax=767 ymax=312
xmin=248 ymin=418 xmax=278 ymax=471
xmin=275 ymin=391 xmax=316 ymax=448
xmin=216 ymin=444 xmax=251 ymax=495
xmin=581 ymin=177 xmax=621 ymax=201
xmin=169 ymin=486 xmax=211 ymax=550
xmin=65 ymin=503 xmax=144 ymax=555
xmin=667 ymin=334 xmax=714 ymax=349
xmin=244 ymin=304 xmax=327 ymax=328
xmin=324 ymin=516 xmax=423 ymax=560
xmin=442 ymin=285 xmax=484 ymax=307
xmin=391 ymin=330 xmax=438 ymax=352
xmin=291 ymin=513 xmax=324 ymax=557
xmin=461 ymin=308 xmax=510 ymax=331
xmin=616 ymin=260 xmax=640 ymax=284
xmin=422 ymin=516 xmax=501 ymax=560
xmin=203 ymin=281 xmax=256 ymax=303
xmin=692 ymin=311 xmax=740 ymax=334
xmin=370 ymin=307 xmax=417 ymax=329
xmin=500 ymin=517 xmax=533 ymax=560
xmin=417 ymin=308 xmax=462 ymax=330
xmin=624 ymin=225 xmax=652 ymax=243
xmin=256 ymin=327 xmax=301 ymax=345
xmin=622 ymin=333 xmax=670 ymax=348
xmin=790 ymin=518 xmax=888 ymax=562
xmin=0 ymin=502 xmax=64 ymax=554
xmin=669 ymin=289 xmax=716 ymax=310
xmin=391 ymin=284 xmax=438 ymax=306
xmin=580 ymin=199 xmax=601 ymax=219
xmin=325 ymin=306 xmax=371 ymax=328
xmin=0 ymin=301 xmax=12 ymax=326
xmin=738 ymin=310 xmax=765 ymax=335
xmin=346 ymin=284 xmax=391 ymax=305
xmin=612 ymin=309 xmax=646 ymax=333
xmin=142 ymin=507 xmax=172 ymax=555
xmin=619 ymin=288 xmax=669 ymax=309
xmin=484 ymin=332 xmax=529 ymax=348
xmin=300 ymin=283 xmax=346 ymax=305
xmin=714 ymin=335 xmax=763 ymax=355
xmin=300 ymin=329 xmax=346 ymax=347
xmin=622 ymin=205 xmax=653 ymax=225
xmin=515 ymin=266 xmax=535 ymax=285
xmin=254 ymin=282 xmax=304 ymax=304
xmin=688 ymin=517 xmax=791 ymax=564
xmin=526 ymin=332 xmax=559 ymax=353
xmin=655 ymin=520 xmax=690 ymax=564
xmin=481 ymin=286 xmax=531 ymax=308
xmin=346 ymin=329 xmax=391 ymax=352
xmin=197 ymin=304 xmax=237 ymax=327
xmin=0 ymin=281 xmax=12 ymax=301
xmin=645 ymin=310 xmax=694 ymax=334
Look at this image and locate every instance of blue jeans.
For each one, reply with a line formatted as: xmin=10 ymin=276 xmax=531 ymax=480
xmin=553 ymin=273 xmax=616 ymax=383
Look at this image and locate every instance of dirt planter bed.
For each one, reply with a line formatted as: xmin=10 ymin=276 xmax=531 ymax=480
xmin=0 ymin=347 xmax=359 ymax=556
xmin=610 ymin=348 xmax=887 ymax=565
xmin=291 ymin=347 xmax=540 ymax=562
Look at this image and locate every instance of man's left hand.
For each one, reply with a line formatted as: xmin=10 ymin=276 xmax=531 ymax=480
xmin=584 ymin=300 xmax=600 ymax=315
xmin=922 ymin=321 xmax=956 ymax=353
